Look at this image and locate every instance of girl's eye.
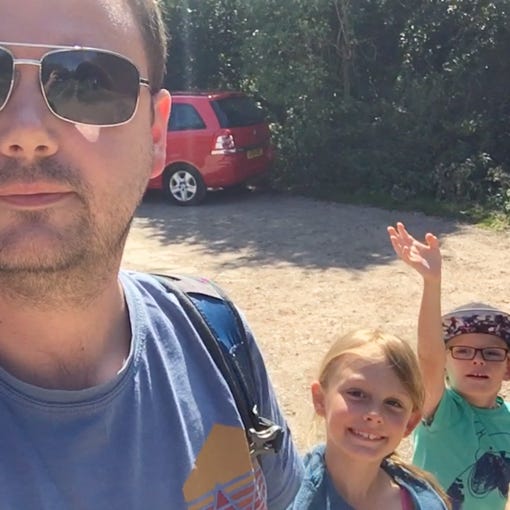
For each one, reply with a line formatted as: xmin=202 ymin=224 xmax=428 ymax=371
xmin=385 ymin=399 xmax=404 ymax=409
xmin=346 ymin=389 xmax=365 ymax=399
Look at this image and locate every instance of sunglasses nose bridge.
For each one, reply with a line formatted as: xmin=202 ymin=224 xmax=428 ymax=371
xmin=11 ymin=58 xmax=43 ymax=87
xmin=13 ymin=57 xmax=45 ymax=86
xmin=1 ymin=57 xmax=44 ymax=105
xmin=13 ymin=57 xmax=42 ymax=68
xmin=3 ymin=58 xmax=47 ymax=110
xmin=0 ymin=60 xmax=59 ymax=161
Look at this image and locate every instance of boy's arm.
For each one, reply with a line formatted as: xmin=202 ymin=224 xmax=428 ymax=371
xmin=387 ymin=222 xmax=445 ymax=419
xmin=417 ymin=276 xmax=445 ymax=418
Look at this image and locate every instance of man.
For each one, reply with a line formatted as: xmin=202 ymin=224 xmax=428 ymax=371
xmin=0 ymin=1 xmax=303 ymax=508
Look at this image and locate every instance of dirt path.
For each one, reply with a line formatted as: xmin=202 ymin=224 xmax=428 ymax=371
xmin=123 ymin=188 xmax=510 ymax=458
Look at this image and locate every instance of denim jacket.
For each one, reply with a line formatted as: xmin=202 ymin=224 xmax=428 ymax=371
xmin=287 ymin=445 xmax=449 ymax=510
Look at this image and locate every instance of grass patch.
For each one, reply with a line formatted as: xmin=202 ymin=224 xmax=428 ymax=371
xmin=283 ymin=185 xmax=510 ymax=230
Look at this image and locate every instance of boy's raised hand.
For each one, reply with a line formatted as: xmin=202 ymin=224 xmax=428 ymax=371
xmin=388 ymin=222 xmax=445 ymax=417
xmin=387 ymin=222 xmax=441 ymax=282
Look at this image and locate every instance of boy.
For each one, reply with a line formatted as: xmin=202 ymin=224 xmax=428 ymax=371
xmin=388 ymin=222 xmax=510 ymax=510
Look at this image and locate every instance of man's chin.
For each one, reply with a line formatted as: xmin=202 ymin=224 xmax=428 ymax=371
xmin=0 ymin=259 xmax=78 ymax=274
xmin=0 ymin=245 xmax=84 ymax=274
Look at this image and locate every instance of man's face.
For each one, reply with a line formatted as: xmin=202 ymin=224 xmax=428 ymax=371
xmin=0 ymin=0 xmax=170 ymax=293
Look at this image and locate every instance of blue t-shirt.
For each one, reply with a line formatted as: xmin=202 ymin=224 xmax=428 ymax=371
xmin=0 ymin=271 xmax=303 ymax=509
xmin=413 ymin=388 xmax=510 ymax=510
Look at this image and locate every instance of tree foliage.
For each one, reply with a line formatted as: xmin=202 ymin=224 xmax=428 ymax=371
xmin=162 ymin=0 xmax=510 ymax=214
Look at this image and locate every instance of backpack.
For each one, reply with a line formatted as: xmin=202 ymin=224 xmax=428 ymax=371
xmin=152 ymin=273 xmax=284 ymax=458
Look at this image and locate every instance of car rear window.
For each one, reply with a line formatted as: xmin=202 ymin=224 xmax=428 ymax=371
xmin=169 ymin=103 xmax=206 ymax=131
xmin=211 ymin=96 xmax=266 ymax=128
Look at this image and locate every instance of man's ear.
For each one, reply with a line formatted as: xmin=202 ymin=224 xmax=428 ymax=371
xmin=404 ymin=410 xmax=422 ymax=437
xmin=311 ymin=381 xmax=326 ymax=417
xmin=150 ymin=89 xmax=171 ymax=178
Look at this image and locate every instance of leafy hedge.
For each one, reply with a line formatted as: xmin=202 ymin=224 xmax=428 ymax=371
xmin=163 ymin=0 xmax=510 ymax=215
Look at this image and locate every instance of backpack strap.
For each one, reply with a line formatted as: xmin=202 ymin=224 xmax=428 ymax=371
xmin=152 ymin=273 xmax=284 ymax=457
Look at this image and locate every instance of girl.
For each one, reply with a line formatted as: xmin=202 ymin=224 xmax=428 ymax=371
xmin=290 ymin=329 xmax=450 ymax=509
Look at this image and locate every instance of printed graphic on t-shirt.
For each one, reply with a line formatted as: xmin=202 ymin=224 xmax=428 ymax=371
xmin=184 ymin=424 xmax=266 ymax=510
xmin=447 ymin=424 xmax=510 ymax=509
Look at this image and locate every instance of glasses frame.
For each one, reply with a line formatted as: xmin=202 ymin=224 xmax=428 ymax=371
xmin=0 ymin=41 xmax=150 ymax=127
xmin=448 ymin=345 xmax=509 ymax=362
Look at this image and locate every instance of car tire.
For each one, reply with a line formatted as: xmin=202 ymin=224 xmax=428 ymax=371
xmin=163 ymin=165 xmax=207 ymax=206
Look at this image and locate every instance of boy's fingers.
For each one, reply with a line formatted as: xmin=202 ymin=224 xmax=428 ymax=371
xmin=400 ymin=245 xmax=411 ymax=261
xmin=389 ymin=237 xmax=401 ymax=255
xmin=396 ymin=222 xmax=408 ymax=235
xmin=425 ymin=233 xmax=440 ymax=248
xmin=396 ymin=222 xmax=415 ymax=244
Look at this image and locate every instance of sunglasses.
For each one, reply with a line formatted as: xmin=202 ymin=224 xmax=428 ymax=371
xmin=448 ymin=345 xmax=509 ymax=362
xmin=0 ymin=42 xmax=150 ymax=127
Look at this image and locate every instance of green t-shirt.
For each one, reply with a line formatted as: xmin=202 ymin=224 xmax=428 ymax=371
xmin=413 ymin=388 xmax=510 ymax=510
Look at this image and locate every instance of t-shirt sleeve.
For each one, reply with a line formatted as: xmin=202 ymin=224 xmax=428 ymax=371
xmin=240 ymin=312 xmax=305 ymax=509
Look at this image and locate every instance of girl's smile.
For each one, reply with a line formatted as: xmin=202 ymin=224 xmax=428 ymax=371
xmin=349 ymin=428 xmax=385 ymax=441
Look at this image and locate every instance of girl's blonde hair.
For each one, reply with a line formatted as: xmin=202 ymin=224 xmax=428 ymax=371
xmin=315 ymin=328 xmax=451 ymax=508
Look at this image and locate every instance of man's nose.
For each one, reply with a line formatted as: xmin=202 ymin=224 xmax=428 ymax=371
xmin=0 ymin=68 xmax=59 ymax=162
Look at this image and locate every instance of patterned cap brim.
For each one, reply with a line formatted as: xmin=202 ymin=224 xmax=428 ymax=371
xmin=442 ymin=308 xmax=510 ymax=345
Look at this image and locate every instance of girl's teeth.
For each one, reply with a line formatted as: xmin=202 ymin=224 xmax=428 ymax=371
xmin=353 ymin=430 xmax=381 ymax=440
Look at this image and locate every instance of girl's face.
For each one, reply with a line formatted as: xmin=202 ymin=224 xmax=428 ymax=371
xmin=311 ymin=352 xmax=421 ymax=463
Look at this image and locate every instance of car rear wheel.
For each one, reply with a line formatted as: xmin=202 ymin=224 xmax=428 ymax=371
xmin=163 ymin=165 xmax=206 ymax=205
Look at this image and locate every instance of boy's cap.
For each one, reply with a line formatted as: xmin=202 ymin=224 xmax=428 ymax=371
xmin=442 ymin=302 xmax=510 ymax=345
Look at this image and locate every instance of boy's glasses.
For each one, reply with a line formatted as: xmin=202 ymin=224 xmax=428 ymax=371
xmin=448 ymin=345 xmax=509 ymax=362
xmin=0 ymin=42 xmax=150 ymax=127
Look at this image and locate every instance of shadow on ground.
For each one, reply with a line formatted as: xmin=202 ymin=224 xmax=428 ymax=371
xmin=135 ymin=187 xmax=461 ymax=271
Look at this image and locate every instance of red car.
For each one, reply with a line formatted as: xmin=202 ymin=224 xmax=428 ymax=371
xmin=147 ymin=91 xmax=274 ymax=205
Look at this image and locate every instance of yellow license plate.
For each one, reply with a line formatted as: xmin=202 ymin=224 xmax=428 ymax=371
xmin=247 ymin=148 xmax=263 ymax=159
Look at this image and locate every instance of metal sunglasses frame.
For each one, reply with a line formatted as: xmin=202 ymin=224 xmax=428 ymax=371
xmin=0 ymin=41 xmax=150 ymax=127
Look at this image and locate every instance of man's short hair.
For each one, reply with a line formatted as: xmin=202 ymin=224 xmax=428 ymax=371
xmin=126 ymin=0 xmax=168 ymax=91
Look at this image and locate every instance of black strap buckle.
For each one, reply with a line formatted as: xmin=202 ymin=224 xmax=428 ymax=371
xmin=248 ymin=415 xmax=284 ymax=457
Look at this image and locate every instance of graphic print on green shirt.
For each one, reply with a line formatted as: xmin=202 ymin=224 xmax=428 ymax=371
xmin=413 ymin=388 xmax=510 ymax=510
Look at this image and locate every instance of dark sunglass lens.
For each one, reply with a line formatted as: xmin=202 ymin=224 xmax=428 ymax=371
xmin=0 ymin=48 xmax=14 ymax=109
xmin=41 ymin=50 xmax=141 ymax=125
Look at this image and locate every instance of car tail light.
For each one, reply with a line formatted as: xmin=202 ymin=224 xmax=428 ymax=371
xmin=211 ymin=131 xmax=238 ymax=155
